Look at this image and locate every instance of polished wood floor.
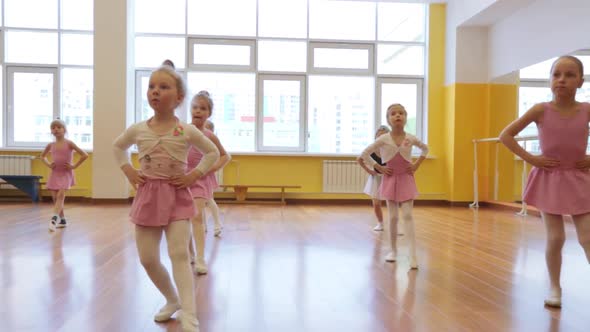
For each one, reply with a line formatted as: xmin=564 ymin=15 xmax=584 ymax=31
xmin=1 ymin=202 xmax=588 ymax=332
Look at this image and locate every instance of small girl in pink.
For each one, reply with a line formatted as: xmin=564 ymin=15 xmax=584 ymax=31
xmin=113 ymin=65 xmax=219 ymax=332
xmin=360 ymin=104 xmax=428 ymax=269
xmin=500 ymin=55 xmax=590 ymax=308
xmin=41 ymin=119 xmax=88 ymax=231
xmin=187 ymin=91 xmax=231 ymax=275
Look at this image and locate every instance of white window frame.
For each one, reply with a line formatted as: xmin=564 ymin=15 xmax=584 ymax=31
xmin=188 ymin=38 xmax=256 ymax=72
xmin=308 ymin=42 xmax=374 ymax=75
xmin=257 ymin=74 xmax=306 ymax=152
xmin=376 ymin=77 xmax=423 ymax=139
xmin=6 ymin=66 xmax=59 ymax=147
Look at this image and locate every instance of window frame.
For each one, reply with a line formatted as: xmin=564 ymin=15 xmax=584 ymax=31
xmin=256 ymin=74 xmax=306 ymax=152
xmin=6 ymin=66 xmax=59 ymax=148
xmin=188 ymin=38 xmax=256 ymax=72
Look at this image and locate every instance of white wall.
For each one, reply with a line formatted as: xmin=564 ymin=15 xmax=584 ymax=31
xmin=489 ymin=0 xmax=590 ymax=79
xmin=92 ymin=0 xmax=133 ymax=199
xmin=455 ymin=27 xmax=489 ymax=83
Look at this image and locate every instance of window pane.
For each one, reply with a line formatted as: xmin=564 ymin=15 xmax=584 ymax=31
xmin=135 ymin=37 xmax=185 ymax=69
xmin=0 ymin=67 xmax=3 ymax=146
xmin=308 ymin=76 xmax=374 ymax=153
xmin=61 ymin=0 xmax=93 ymax=30
xmin=378 ymin=44 xmax=424 ymax=75
xmin=310 ymin=0 xmax=375 ymax=41
xmin=187 ymin=73 xmax=255 ymax=152
xmin=378 ymin=3 xmax=425 ymax=42
xmin=258 ymin=0 xmax=307 ymax=38
xmin=262 ymin=80 xmax=301 ymax=148
xmin=13 ymin=72 xmax=54 ymax=143
xmin=188 ymin=0 xmax=256 ymax=36
xmin=314 ymin=48 xmax=369 ymax=70
xmin=258 ymin=41 xmax=306 ymax=72
xmin=135 ymin=0 xmax=185 ymax=34
xmin=61 ymin=34 xmax=94 ymax=66
xmin=5 ymin=0 xmax=57 ymax=29
xmin=381 ymin=83 xmax=418 ymax=136
xmin=519 ymin=58 xmax=556 ymax=80
xmin=62 ymin=69 xmax=93 ymax=150
xmin=139 ymin=76 xmax=151 ymax=121
xmin=5 ymin=31 xmax=58 ymax=65
xmin=193 ymin=44 xmax=250 ymax=66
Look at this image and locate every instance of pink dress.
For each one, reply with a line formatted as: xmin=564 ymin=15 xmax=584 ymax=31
xmin=379 ymin=154 xmax=418 ymax=202
xmin=46 ymin=143 xmax=75 ymax=190
xmin=523 ymin=103 xmax=590 ymax=215
xmin=187 ymin=129 xmax=218 ymax=199
xmin=130 ymin=145 xmax=196 ymax=226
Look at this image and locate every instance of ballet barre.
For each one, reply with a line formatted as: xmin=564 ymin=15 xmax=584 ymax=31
xmin=218 ymin=184 xmax=302 ymax=205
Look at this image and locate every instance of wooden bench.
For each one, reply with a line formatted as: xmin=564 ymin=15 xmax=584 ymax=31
xmin=218 ymin=184 xmax=301 ymax=205
xmin=0 ymin=175 xmax=43 ymax=202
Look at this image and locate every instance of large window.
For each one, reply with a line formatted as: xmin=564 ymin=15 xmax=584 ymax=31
xmin=135 ymin=0 xmax=427 ymax=154
xmin=1 ymin=0 xmax=94 ymax=149
xmin=518 ymin=53 xmax=590 ymax=154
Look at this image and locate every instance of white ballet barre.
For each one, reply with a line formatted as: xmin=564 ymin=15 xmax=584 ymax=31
xmin=469 ymin=135 xmax=538 ymax=216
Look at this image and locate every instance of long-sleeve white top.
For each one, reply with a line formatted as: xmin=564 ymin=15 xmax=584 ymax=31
xmin=360 ymin=133 xmax=428 ymax=168
xmin=113 ymin=120 xmax=219 ymax=175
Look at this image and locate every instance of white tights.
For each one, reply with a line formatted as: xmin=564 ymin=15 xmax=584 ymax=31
xmin=386 ymin=200 xmax=417 ymax=260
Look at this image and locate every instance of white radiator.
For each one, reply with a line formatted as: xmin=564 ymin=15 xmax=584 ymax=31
xmin=322 ymin=160 xmax=368 ymax=193
xmin=0 ymin=155 xmax=34 ymax=175
xmin=0 ymin=155 xmax=35 ymax=189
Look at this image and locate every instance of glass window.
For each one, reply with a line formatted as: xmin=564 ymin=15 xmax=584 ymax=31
xmin=5 ymin=31 xmax=58 ymax=65
xmin=5 ymin=0 xmax=57 ymax=29
xmin=377 ymin=44 xmax=424 ymax=76
xmin=258 ymin=0 xmax=307 ymax=38
xmin=308 ymin=76 xmax=374 ymax=153
xmin=135 ymin=0 xmax=186 ymax=34
xmin=309 ymin=0 xmax=375 ymax=41
xmin=62 ymin=68 xmax=93 ymax=150
xmin=61 ymin=34 xmax=94 ymax=66
xmin=135 ymin=37 xmax=186 ymax=69
xmin=314 ymin=48 xmax=370 ymax=70
xmin=259 ymin=76 xmax=305 ymax=151
xmin=258 ymin=41 xmax=307 ymax=72
xmin=187 ymin=72 xmax=256 ymax=152
xmin=8 ymin=69 xmax=57 ymax=145
xmin=61 ymin=0 xmax=94 ymax=30
xmin=193 ymin=44 xmax=251 ymax=66
xmin=377 ymin=2 xmax=425 ymax=42
xmin=188 ymin=0 xmax=256 ymax=36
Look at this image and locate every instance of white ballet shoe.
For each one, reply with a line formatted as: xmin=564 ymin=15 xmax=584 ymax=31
xmin=179 ymin=312 xmax=200 ymax=332
xmin=385 ymin=251 xmax=397 ymax=262
xmin=544 ymin=288 xmax=562 ymax=308
xmin=154 ymin=302 xmax=180 ymax=322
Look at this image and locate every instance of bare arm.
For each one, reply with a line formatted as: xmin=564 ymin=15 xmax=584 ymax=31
xmin=499 ymin=103 xmax=543 ymax=163
xmin=40 ymin=143 xmax=53 ymax=168
xmin=68 ymin=140 xmax=89 ymax=169
xmin=205 ymin=133 xmax=231 ymax=174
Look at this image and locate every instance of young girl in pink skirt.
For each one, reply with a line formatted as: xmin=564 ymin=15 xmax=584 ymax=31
xmin=113 ymin=65 xmax=219 ymax=332
xmin=187 ymin=91 xmax=231 ymax=275
xmin=360 ymin=104 xmax=428 ymax=269
xmin=41 ymin=119 xmax=88 ymax=231
xmin=500 ymin=55 xmax=590 ymax=308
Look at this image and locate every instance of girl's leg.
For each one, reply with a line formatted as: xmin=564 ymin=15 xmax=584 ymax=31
xmin=207 ymin=198 xmax=223 ymax=236
xmin=541 ymin=212 xmax=565 ymax=307
xmin=385 ymin=200 xmax=399 ymax=262
xmin=189 ymin=198 xmax=208 ymax=274
xmin=55 ymin=189 xmax=67 ymax=228
xmin=571 ymin=212 xmax=590 ymax=263
xmin=372 ymin=199 xmax=384 ymax=231
xmin=165 ymin=220 xmax=198 ymax=332
xmin=135 ymin=225 xmax=180 ymax=321
xmin=400 ymin=200 xmax=417 ymax=269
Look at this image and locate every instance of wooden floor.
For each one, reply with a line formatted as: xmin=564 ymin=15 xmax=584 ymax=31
xmin=1 ymin=202 xmax=588 ymax=332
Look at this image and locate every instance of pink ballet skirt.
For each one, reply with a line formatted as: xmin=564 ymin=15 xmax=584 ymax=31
xmin=187 ymin=129 xmax=218 ymax=199
xmin=379 ymin=154 xmax=418 ymax=202
xmin=130 ymin=146 xmax=195 ymax=226
xmin=46 ymin=143 xmax=75 ymax=190
xmin=523 ymin=103 xmax=590 ymax=215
